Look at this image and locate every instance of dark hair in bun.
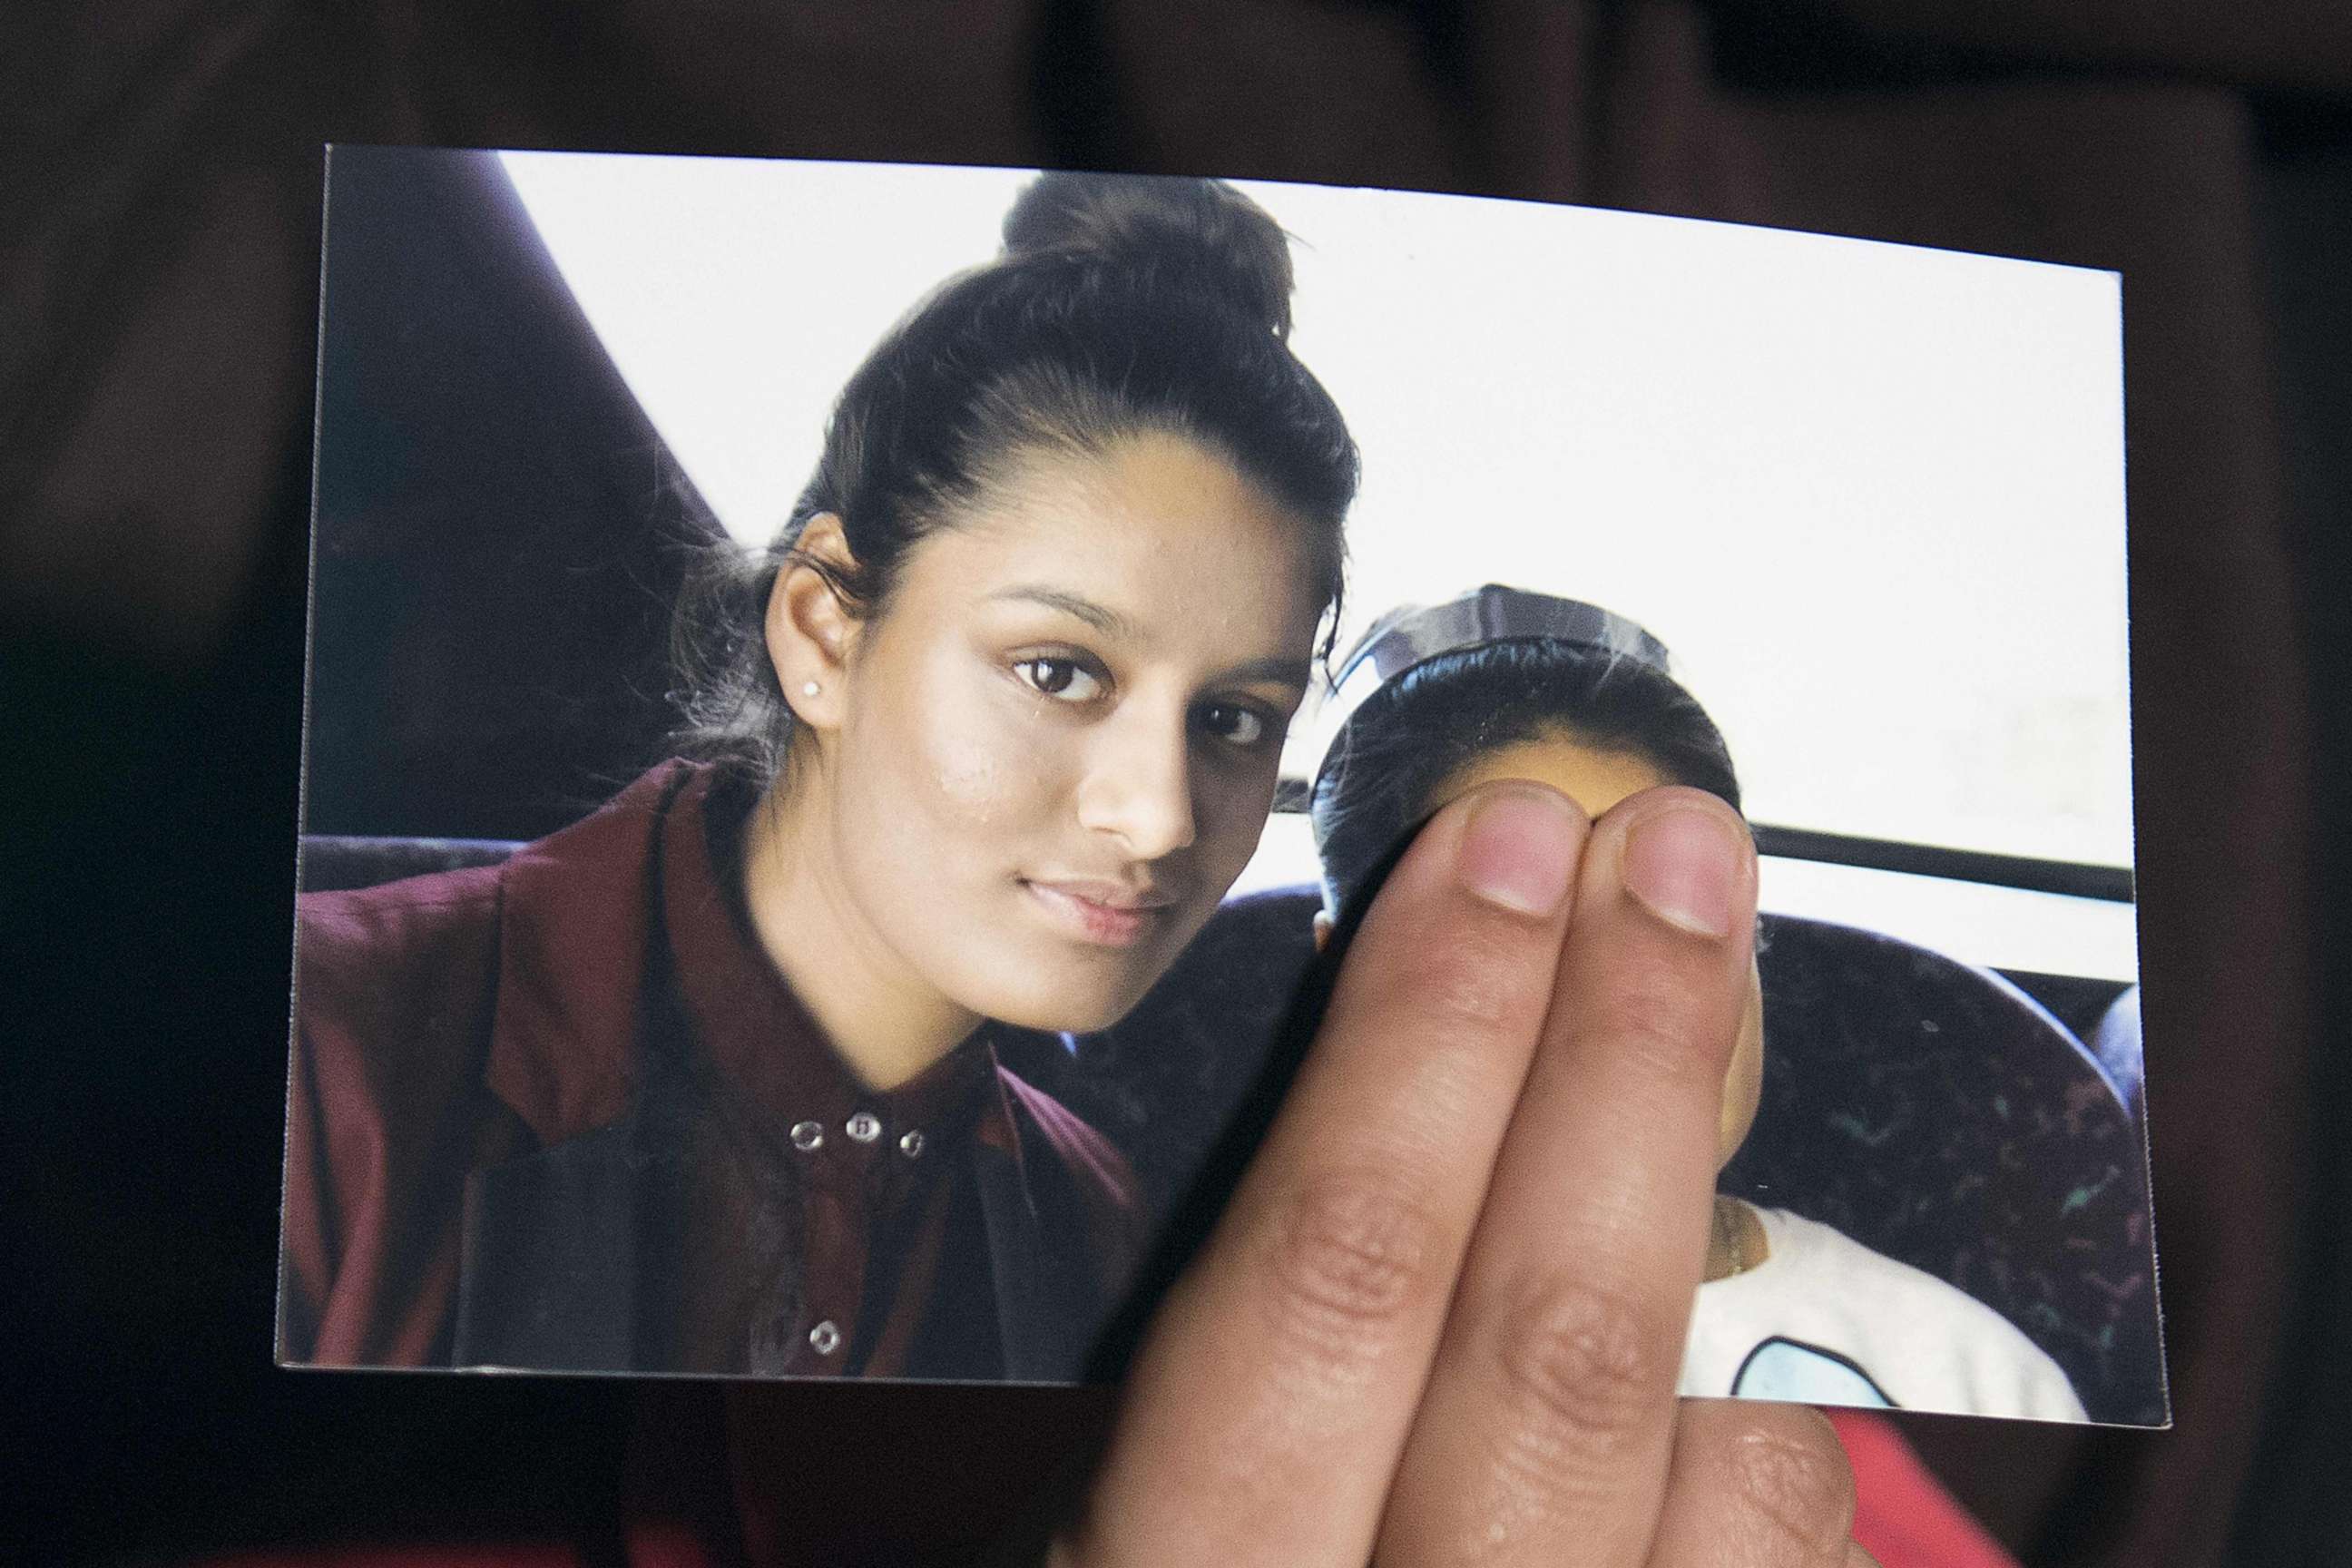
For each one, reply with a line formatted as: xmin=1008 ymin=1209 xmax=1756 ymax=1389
xmin=1001 ymin=172 xmax=1297 ymax=338
xmin=676 ymin=171 xmax=1359 ymax=790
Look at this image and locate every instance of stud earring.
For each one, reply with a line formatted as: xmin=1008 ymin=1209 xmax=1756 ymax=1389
xmin=801 ymin=681 xmax=821 ymax=697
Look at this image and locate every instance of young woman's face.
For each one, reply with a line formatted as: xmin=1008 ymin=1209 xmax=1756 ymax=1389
xmin=818 ymin=432 xmax=1328 ymax=1034
xmin=1432 ymin=735 xmax=1767 ymax=1170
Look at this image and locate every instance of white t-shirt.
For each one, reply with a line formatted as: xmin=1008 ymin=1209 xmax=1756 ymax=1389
xmin=1679 ymin=1205 xmax=2089 ymax=1423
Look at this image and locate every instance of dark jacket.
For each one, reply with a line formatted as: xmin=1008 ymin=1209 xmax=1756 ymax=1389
xmin=279 ymin=762 xmax=1141 ymax=1378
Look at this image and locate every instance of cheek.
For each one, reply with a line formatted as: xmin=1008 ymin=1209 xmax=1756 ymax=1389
xmin=1191 ymin=760 xmax=1281 ymax=879
xmin=847 ymin=646 xmax=1066 ymax=865
xmin=922 ymin=722 xmax=1017 ymax=825
xmin=1716 ymin=988 xmax=1768 ymax=1164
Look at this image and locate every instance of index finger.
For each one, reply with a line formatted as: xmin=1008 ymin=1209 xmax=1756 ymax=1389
xmin=1058 ymin=782 xmax=1592 ymax=1568
xmin=1375 ymin=787 xmax=1759 ymax=1565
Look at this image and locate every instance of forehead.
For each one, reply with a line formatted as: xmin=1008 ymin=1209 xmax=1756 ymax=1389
xmin=901 ymin=433 xmax=1329 ymax=652
xmin=1434 ymin=733 xmax=1669 ymax=819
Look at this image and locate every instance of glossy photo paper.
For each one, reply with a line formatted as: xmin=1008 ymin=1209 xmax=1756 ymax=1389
xmin=283 ymin=147 xmax=2162 ymax=1426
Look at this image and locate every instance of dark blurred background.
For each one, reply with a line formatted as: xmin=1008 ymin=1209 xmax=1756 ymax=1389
xmin=5 ymin=3 xmax=2346 ymax=1563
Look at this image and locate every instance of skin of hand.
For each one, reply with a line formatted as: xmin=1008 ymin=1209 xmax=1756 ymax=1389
xmin=1050 ymin=779 xmax=1875 ymax=1568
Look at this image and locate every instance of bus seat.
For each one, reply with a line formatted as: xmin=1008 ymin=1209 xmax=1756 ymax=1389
xmin=1725 ymin=913 xmax=2159 ymax=1424
xmin=1063 ymin=891 xmax=2163 ymax=1425
xmin=2088 ymin=985 xmax=2146 ymax=1124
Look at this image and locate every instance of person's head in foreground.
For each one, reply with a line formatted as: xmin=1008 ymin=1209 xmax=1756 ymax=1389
xmin=678 ymin=172 xmax=1359 ymax=1082
xmin=1306 ymin=585 xmax=2087 ymax=1420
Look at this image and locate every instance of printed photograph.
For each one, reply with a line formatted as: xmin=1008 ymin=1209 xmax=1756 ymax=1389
xmin=281 ymin=146 xmax=2162 ymax=1426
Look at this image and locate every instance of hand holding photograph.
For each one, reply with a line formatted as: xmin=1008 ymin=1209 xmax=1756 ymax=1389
xmin=281 ymin=147 xmax=2161 ymax=1427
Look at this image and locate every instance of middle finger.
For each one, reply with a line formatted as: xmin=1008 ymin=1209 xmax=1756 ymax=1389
xmin=1063 ymin=782 xmax=1592 ymax=1568
xmin=1376 ymin=787 xmax=1759 ymax=1565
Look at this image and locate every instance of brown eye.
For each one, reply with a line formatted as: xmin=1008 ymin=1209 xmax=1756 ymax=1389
xmin=1196 ymin=701 xmax=1270 ymax=749
xmin=1016 ymin=657 xmax=1103 ymax=702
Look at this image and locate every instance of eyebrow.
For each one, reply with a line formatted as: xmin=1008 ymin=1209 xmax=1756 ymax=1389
xmin=990 ymin=585 xmax=1314 ymax=691
xmin=989 ymin=586 xmax=1136 ymax=639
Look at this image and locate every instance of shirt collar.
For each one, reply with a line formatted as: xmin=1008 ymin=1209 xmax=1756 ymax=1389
xmin=658 ymin=765 xmax=1002 ymax=1143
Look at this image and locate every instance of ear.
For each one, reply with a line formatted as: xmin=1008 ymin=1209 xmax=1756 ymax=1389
xmin=765 ymin=514 xmax=862 ymax=731
xmin=1311 ymin=909 xmax=1333 ymax=955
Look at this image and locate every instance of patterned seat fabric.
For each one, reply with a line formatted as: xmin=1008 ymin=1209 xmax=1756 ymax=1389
xmin=1725 ymin=916 xmax=2162 ymax=1425
xmin=1055 ymin=891 xmax=2164 ymax=1426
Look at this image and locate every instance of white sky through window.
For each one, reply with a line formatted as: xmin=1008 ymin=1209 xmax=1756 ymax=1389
xmin=502 ymin=152 xmax=2132 ymax=903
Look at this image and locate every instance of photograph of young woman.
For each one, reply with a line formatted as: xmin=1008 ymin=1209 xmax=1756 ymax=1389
xmin=1307 ymin=586 xmax=2090 ymax=1422
xmin=279 ymin=172 xmax=1358 ymax=1378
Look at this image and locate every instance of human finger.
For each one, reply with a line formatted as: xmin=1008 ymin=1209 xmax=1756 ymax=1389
xmin=1374 ymin=786 xmax=1758 ymax=1565
xmin=1057 ymin=781 xmax=1592 ymax=1568
xmin=1646 ymin=1400 xmax=1860 ymax=1568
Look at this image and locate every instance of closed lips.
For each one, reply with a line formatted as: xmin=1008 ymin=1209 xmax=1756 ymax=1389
xmin=1023 ymin=878 xmax=1180 ymax=944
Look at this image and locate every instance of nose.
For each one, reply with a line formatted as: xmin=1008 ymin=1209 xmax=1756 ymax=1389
xmin=1075 ymin=702 xmax=1198 ymax=861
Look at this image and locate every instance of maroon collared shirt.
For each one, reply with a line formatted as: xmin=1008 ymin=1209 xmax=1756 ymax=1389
xmin=282 ymin=762 xmax=1139 ymax=1377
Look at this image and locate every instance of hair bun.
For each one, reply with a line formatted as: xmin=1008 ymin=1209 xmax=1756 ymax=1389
xmin=1002 ymin=172 xmax=1297 ymax=339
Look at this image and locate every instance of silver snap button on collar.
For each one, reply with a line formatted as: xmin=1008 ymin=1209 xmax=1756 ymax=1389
xmin=898 ymin=1130 xmax=926 ymax=1159
xmin=846 ymin=1110 xmax=882 ymax=1143
xmin=808 ymin=1320 xmax=841 ymax=1355
xmin=789 ymin=1120 xmax=824 ymax=1152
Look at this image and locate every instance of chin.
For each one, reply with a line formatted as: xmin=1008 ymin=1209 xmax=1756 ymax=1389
xmin=942 ymin=891 xmax=1218 ymax=1035
xmin=960 ymin=952 xmax=1164 ymax=1037
xmin=988 ymin=981 xmax=1149 ymax=1036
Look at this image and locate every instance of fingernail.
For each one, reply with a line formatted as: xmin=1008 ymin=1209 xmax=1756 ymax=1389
xmin=1456 ymin=787 xmax=1581 ymax=917
xmin=1622 ymin=805 xmax=1744 ymax=938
